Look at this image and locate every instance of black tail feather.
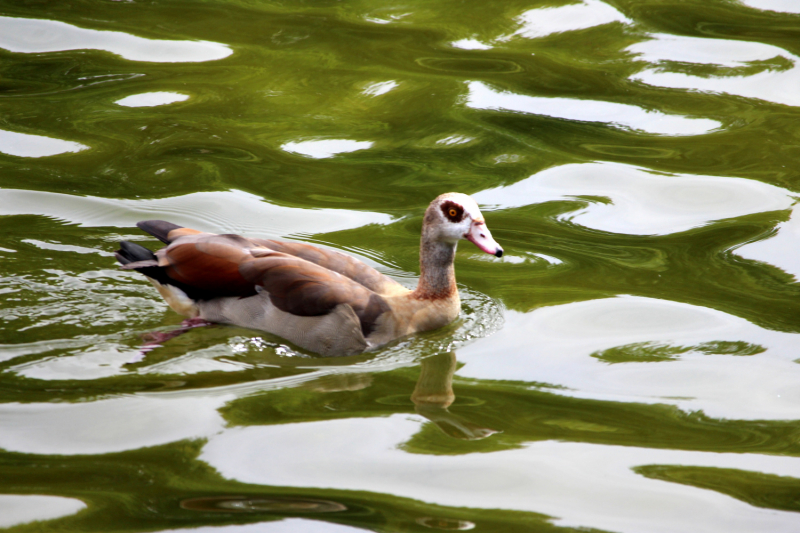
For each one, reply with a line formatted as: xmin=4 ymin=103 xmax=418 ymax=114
xmin=137 ymin=220 xmax=184 ymax=244
xmin=115 ymin=241 xmax=167 ymax=283
xmin=115 ymin=241 xmax=157 ymax=266
xmin=115 ymin=239 xmax=219 ymax=302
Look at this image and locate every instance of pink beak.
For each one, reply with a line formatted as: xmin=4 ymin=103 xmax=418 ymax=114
xmin=465 ymin=221 xmax=503 ymax=257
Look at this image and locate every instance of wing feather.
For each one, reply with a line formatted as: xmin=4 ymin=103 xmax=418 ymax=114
xmin=157 ymin=236 xmax=258 ymax=297
xmin=239 ymin=253 xmax=390 ymax=336
xmin=251 ymin=239 xmax=405 ymax=295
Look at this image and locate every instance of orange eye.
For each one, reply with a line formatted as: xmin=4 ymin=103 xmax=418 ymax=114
xmin=449 ymin=209 xmax=457 ymax=217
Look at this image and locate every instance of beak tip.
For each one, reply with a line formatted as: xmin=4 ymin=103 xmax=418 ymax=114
xmin=495 ymin=248 xmax=504 ymax=258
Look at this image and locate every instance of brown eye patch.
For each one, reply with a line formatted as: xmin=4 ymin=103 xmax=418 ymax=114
xmin=440 ymin=200 xmax=464 ymax=223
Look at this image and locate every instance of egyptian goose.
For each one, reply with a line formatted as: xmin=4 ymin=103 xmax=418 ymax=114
xmin=115 ymin=193 xmax=503 ymax=356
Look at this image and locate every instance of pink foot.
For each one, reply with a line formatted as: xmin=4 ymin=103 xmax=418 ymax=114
xmin=181 ymin=317 xmax=213 ymax=328
xmin=132 ymin=318 xmax=214 ymax=361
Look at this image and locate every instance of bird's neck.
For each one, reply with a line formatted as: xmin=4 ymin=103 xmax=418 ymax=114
xmin=413 ymin=235 xmax=457 ymax=300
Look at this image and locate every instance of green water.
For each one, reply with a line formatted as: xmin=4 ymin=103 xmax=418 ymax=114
xmin=2 ymin=0 xmax=800 ymax=531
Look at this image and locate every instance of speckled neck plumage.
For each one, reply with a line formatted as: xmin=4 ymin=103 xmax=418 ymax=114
xmin=413 ymin=229 xmax=457 ymax=301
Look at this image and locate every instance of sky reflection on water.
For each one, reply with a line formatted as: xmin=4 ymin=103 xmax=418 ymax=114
xmin=201 ymin=415 xmax=800 ymax=533
xmin=0 ymin=188 xmax=391 ymax=237
xmin=458 ymin=296 xmax=800 ymax=420
xmin=736 ymin=210 xmax=800 ymax=280
xmin=741 ymin=0 xmax=800 ymax=14
xmin=0 ymin=129 xmax=88 ymax=158
xmin=0 ymin=15 xmax=231 ymax=62
xmin=281 ymin=139 xmax=374 ymax=159
xmin=510 ymin=0 xmax=630 ymax=39
xmin=115 ymin=92 xmax=190 ymax=107
xmin=163 ymin=519 xmax=366 ymax=533
xmin=0 ymin=495 xmax=85 ymax=529
xmin=629 ymin=34 xmax=800 ymax=107
xmin=0 ymin=394 xmax=229 ymax=455
xmin=474 ymin=162 xmax=794 ymax=235
xmin=466 ymin=81 xmax=721 ymax=135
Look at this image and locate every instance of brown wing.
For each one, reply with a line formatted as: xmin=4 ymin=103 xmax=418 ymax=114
xmin=240 ymin=250 xmax=390 ymax=337
xmin=250 ymin=238 xmax=406 ymax=296
xmin=137 ymin=220 xmax=405 ymax=296
xmin=155 ymin=234 xmax=262 ymax=298
xmin=135 ymin=220 xmax=402 ymax=326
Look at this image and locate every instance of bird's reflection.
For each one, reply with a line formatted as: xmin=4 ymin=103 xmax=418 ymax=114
xmin=411 ymin=352 xmax=498 ymax=440
xmin=133 ymin=322 xmax=497 ymax=440
xmin=305 ymin=373 xmax=374 ymax=393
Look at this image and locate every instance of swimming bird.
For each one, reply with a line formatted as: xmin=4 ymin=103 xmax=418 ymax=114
xmin=115 ymin=193 xmax=503 ymax=356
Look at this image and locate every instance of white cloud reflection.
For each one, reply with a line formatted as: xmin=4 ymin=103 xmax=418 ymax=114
xmin=201 ymin=414 xmax=800 ymax=533
xmin=474 ymin=162 xmax=793 ymax=236
xmin=628 ymin=34 xmax=800 ymax=107
xmin=458 ymin=296 xmax=800 ymax=421
xmin=0 ymin=395 xmax=229 ymax=455
xmin=451 ymin=38 xmax=492 ymax=50
xmin=740 ymin=0 xmax=800 ymax=14
xmin=0 ymin=188 xmax=391 ymax=238
xmin=512 ymin=0 xmax=631 ymax=39
xmin=115 ymin=91 xmax=189 ymax=107
xmin=0 ymin=129 xmax=88 ymax=158
xmin=0 ymin=495 xmax=85 ymax=528
xmin=162 ymin=519 xmax=368 ymax=533
xmin=0 ymin=16 xmax=231 ymax=62
xmin=281 ymin=139 xmax=373 ymax=159
xmin=736 ymin=209 xmax=800 ymax=280
xmin=362 ymin=81 xmax=398 ymax=97
xmin=466 ymin=81 xmax=720 ymax=135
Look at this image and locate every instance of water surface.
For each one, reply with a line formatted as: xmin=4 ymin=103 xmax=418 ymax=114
xmin=2 ymin=1 xmax=800 ymax=532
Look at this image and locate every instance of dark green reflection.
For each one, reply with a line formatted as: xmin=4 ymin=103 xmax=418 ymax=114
xmin=636 ymin=465 xmax=800 ymax=513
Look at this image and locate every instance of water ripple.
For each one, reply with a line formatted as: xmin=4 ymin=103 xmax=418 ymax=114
xmin=0 ymin=128 xmax=88 ymax=157
xmin=200 ymin=416 xmax=800 ymax=533
xmin=629 ymin=33 xmax=800 ymax=107
xmin=281 ymin=139 xmax=373 ymax=159
xmin=115 ymin=92 xmax=189 ymax=107
xmin=458 ymin=296 xmax=800 ymax=420
xmin=466 ymin=81 xmax=721 ymax=135
xmin=0 ymin=16 xmax=232 ymax=62
xmin=741 ymin=0 xmax=800 ymax=14
xmin=510 ymin=0 xmax=631 ymax=39
xmin=473 ymin=162 xmax=794 ymax=236
xmin=0 ymin=188 xmax=391 ymax=237
xmin=0 ymin=495 xmax=85 ymax=529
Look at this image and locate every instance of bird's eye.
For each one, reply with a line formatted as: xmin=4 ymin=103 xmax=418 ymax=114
xmin=449 ymin=209 xmax=457 ymax=217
